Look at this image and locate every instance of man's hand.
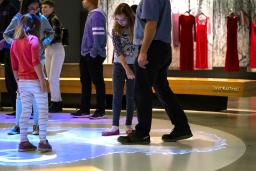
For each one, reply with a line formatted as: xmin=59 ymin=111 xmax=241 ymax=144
xmin=137 ymin=52 xmax=148 ymax=69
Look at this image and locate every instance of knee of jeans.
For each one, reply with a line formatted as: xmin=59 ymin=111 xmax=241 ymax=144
xmin=126 ymin=96 xmax=135 ymax=102
xmin=113 ymin=94 xmax=123 ymax=101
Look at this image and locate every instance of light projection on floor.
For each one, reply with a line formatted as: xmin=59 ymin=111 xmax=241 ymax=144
xmin=0 ymin=126 xmax=241 ymax=167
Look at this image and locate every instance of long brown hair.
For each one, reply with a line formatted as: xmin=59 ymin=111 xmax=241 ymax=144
xmin=113 ymin=3 xmax=135 ymax=42
xmin=14 ymin=13 xmax=41 ymax=39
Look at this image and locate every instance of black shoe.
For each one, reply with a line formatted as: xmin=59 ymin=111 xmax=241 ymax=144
xmin=49 ymin=102 xmax=63 ymax=113
xmin=6 ymin=112 xmax=15 ymax=116
xmin=71 ymin=109 xmax=91 ymax=118
xmin=89 ymin=111 xmax=105 ymax=119
xmin=117 ymin=131 xmax=150 ymax=145
xmin=162 ymin=126 xmax=193 ymax=142
xmin=8 ymin=125 xmax=20 ymax=135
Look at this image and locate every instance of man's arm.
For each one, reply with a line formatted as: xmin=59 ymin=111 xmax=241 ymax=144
xmin=138 ymin=20 xmax=157 ymax=68
xmin=90 ymin=12 xmax=106 ymax=58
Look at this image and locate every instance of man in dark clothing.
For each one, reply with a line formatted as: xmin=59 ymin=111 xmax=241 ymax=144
xmin=0 ymin=0 xmax=18 ymax=113
xmin=118 ymin=0 xmax=193 ymax=145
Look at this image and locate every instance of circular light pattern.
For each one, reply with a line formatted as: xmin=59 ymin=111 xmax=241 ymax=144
xmin=0 ymin=149 xmax=57 ymax=163
xmin=0 ymin=126 xmax=244 ymax=167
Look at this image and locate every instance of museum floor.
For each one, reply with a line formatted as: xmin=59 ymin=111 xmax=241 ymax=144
xmin=0 ymin=97 xmax=255 ymax=171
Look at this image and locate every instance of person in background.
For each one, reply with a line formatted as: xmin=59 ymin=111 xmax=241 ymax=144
xmin=4 ymin=0 xmax=54 ymax=135
xmin=130 ymin=4 xmax=137 ymax=14
xmin=11 ymin=13 xmax=52 ymax=152
xmin=71 ymin=0 xmax=107 ymax=119
xmin=102 ymin=3 xmax=137 ymax=136
xmin=41 ymin=0 xmax=65 ymax=113
xmin=0 ymin=0 xmax=18 ymax=115
xmin=118 ymin=0 xmax=192 ymax=144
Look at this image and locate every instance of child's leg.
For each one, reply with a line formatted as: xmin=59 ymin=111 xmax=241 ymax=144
xmin=125 ymin=75 xmax=135 ymax=127
xmin=15 ymin=93 xmax=22 ymax=126
xmin=32 ymin=58 xmax=45 ymax=126
xmin=48 ymin=44 xmax=65 ymax=102
xmin=19 ymin=88 xmax=33 ymax=142
xmin=32 ymin=97 xmax=39 ymax=125
xmin=33 ymin=91 xmax=48 ymax=142
xmin=112 ymin=64 xmax=126 ymax=127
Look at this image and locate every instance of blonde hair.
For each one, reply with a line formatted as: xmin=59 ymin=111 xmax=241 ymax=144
xmin=113 ymin=3 xmax=135 ymax=42
xmin=14 ymin=14 xmax=41 ymax=39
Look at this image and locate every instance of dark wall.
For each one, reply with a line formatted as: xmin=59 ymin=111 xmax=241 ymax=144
xmin=54 ymin=0 xmax=85 ymax=63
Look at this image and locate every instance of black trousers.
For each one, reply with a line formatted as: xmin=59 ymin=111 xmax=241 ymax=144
xmin=3 ymin=48 xmax=17 ymax=109
xmin=135 ymin=40 xmax=189 ymax=136
xmin=79 ymin=55 xmax=106 ymax=113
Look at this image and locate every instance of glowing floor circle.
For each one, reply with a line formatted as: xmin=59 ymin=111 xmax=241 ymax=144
xmin=0 ymin=125 xmax=245 ymax=168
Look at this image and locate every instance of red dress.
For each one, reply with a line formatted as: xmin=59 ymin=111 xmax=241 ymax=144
xmin=196 ymin=16 xmax=208 ymax=69
xmin=250 ymin=20 xmax=256 ymax=70
xmin=172 ymin=12 xmax=180 ymax=47
xmin=225 ymin=15 xmax=240 ymax=72
xmin=179 ymin=14 xmax=196 ymax=71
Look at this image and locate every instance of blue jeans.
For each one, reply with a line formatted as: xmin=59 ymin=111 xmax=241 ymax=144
xmin=112 ymin=63 xmax=135 ymax=126
xmin=15 ymin=93 xmax=39 ymax=126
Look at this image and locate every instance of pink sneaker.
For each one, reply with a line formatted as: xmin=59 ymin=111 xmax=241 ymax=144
xmin=102 ymin=129 xmax=120 ymax=136
xmin=126 ymin=128 xmax=133 ymax=134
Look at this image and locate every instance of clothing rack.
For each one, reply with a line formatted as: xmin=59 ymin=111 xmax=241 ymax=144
xmin=188 ymin=0 xmax=191 ymax=13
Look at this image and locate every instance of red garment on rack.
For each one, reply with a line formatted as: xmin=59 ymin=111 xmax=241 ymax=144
xmin=172 ymin=12 xmax=180 ymax=47
xmin=179 ymin=14 xmax=196 ymax=71
xmin=196 ymin=16 xmax=208 ymax=69
xmin=225 ymin=15 xmax=240 ymax=72
xmin=250 ymin=21 xmax=256 ymax=70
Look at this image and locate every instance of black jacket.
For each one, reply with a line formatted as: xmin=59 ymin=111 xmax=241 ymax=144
xmin=47 ymin=12 xmax=62 ymax=44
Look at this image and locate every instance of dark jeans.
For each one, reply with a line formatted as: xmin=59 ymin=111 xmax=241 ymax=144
xmin=3 ymin=48 xmax=17 ymax=109
xmin=135 ymin=40 xmax=189 ymax=136
xmin=0 ymin=49 xmax=4 ymax=63
xmin=112 ymin=63 xmax=135 ymax=126
xmin=79 ymin=55 xmax=106 ymax=113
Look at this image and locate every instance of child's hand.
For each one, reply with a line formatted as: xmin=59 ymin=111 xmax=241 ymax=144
xmin=40 ymin=79 xmax=47 ymax=92
xmin=125 ymin=68 xmax=135 ymax=79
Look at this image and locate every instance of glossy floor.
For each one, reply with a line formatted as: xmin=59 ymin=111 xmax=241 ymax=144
xmin=0 ymin=97 xmax=255 ymax=171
